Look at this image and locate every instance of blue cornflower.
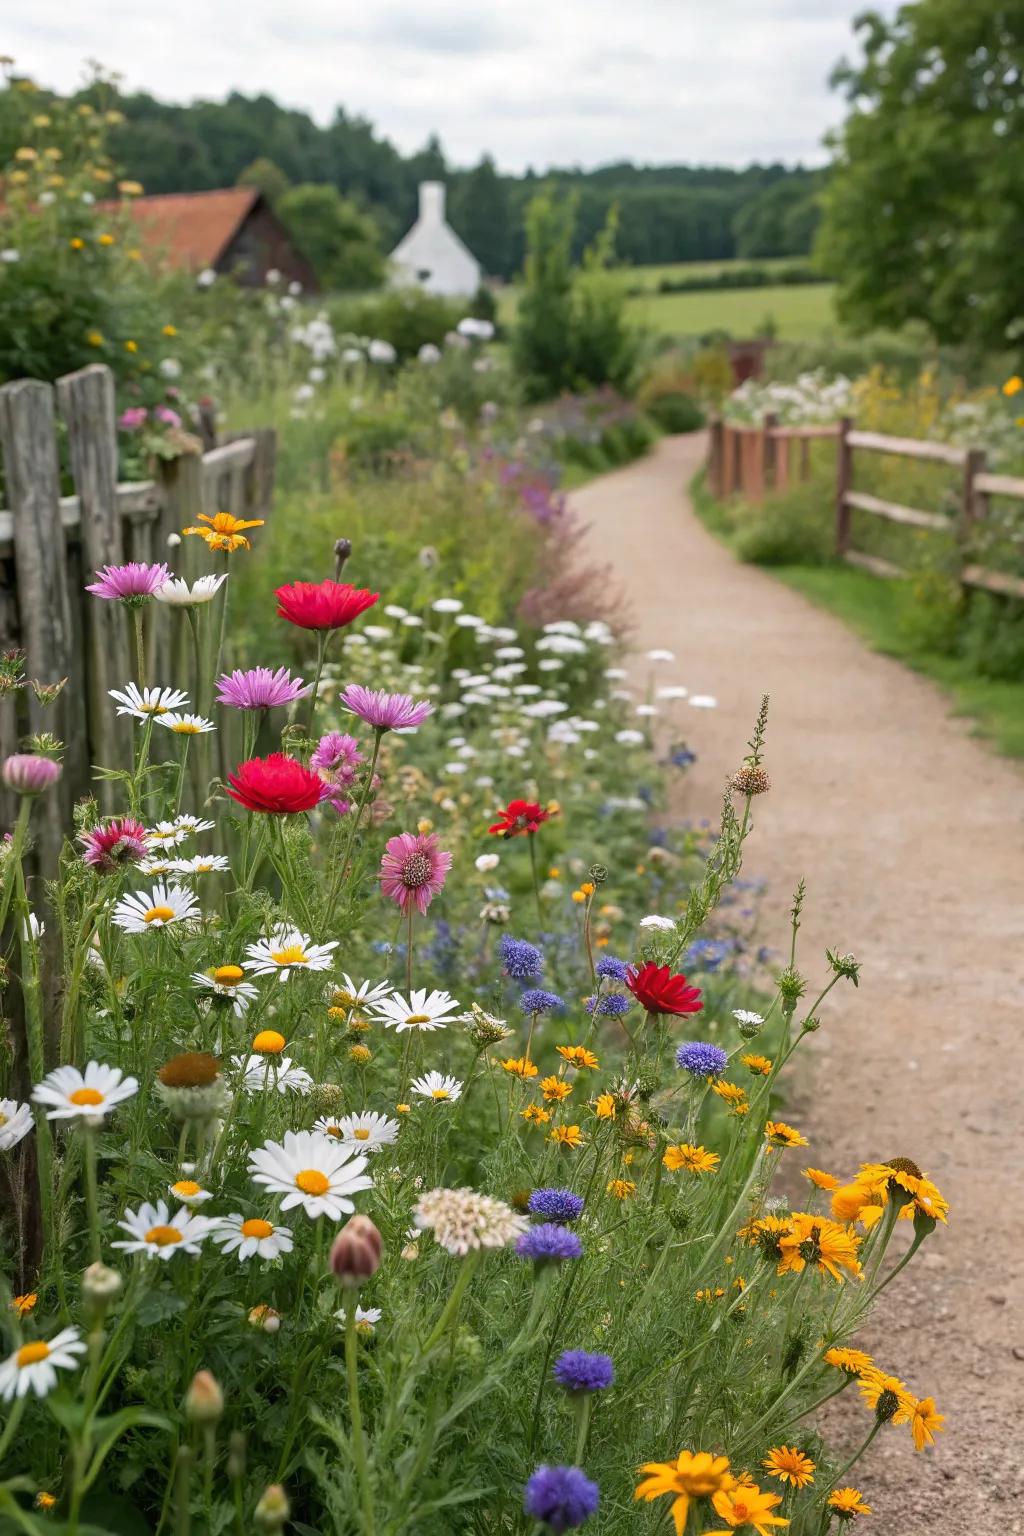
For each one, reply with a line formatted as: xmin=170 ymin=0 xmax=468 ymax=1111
xmin=682 ymin=937 xmax=735 ymax=974
xmin=499 ymin=934 xmax=544 ymax=980
xmin=553 ymin=1350 xmax=614 ymax=1394
xmin=528 ymin=1188 xmax=584 ymax=1224
xmin=595 ymin=955 xmax=629 ymax=982
xmin=520 ymin=988 xmax=564 ymax=1016
xmin=584 ymin=993 xmax=631 ymax=1017
xmin=675 ymin=1041 xmax=729 ymax=1079
xmin=523 ymin=1466 xmax=599 ymax=1532
xmin=516 ymin=1224 xmax=583 ymax=1263
xmin=670 ymin=745 xmax=697 ymax=769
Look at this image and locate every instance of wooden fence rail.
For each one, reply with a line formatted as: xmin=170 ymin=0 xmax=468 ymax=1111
xmin=707 ymin=412 xmax=1024 ymax=603
xmin=0 ymin=364 xmax=276 ymax=832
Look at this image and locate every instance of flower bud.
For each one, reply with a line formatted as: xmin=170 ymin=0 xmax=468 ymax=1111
xmin=330 ymin=1214 xmax=382 ymax=1288
xmin=227 ymin=1431 xmax=246 ymax=1481
xmin=247 ymin=1304 xmax=281 ymax=1333
xmin=82 ymin=1262 xmax=123 ymax=1311
xmin=184 ymin=1370 xmax=224 ymax=1424
xmin=254 ymin=1484 xmax=290 ymax=1531
xmin=2 ymin=753 xmax=62 ymax=795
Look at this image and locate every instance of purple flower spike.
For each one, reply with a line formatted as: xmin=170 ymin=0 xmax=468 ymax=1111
xmin=216 ymin=667 xmax=309 ymax=711
xmin=339 ymin=683 xmax=433 ymax=733
xmin=516 ymin=1224 xmax=583 ymax=1263
xmin=86 ymin=562 xmax=170 ymax=602
xmin=524 ymin=1465 xmax=599 ymax=1531
xmin=2 ymin=754 xmax=62 ymax=795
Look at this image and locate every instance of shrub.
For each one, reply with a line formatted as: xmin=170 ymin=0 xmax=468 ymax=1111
xmin=347 ymin=288 xmax=463 ymax=359
xmin=644 ymin=390 xmax=705 ymax=433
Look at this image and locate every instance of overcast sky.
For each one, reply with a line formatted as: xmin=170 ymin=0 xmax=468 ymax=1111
xmin=6 ymin=0 xmax=899 ymax=172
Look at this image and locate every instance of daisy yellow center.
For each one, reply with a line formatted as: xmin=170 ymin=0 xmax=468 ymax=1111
xmin=145 ymin=704 xmax=169 ymax=715
xmin=144 ymin=905 xmax=175 ymax=924
xmin=173 ymin=1181 xmax=202 ymax=1197
xmin=353 ymin=1128 xmax=371 ymax=1140
xmin=214 ymin=965 xmax=244 ymax=984
xmin=193 ymin=861 xmax=214 ymax=871
xmin=70 ymin=1087 xmax=104 ymax=1106
xmin=324 ymin=1126 xmax=344 ymax=1138
xmin=430 ymin=1088 xmax=449 ymax=1100
xmin=271 ymin=946 xmax=308 ymax=966
xmin=405 ymin=1013 xmax=432 ymax=1025
xmin=16 ymin=1341 xmax=50 ymax=1368
xmin=295 ymin=1169 xmax=329 ymax=1195
xmin=145 ymin=1224 xmax=183 ymax=1247
xmin=240 ymin=1218 xmax=274 ymax=1239
xmin=253 ymin=1030 xmax=285 ymax=1054
xmin=150 ymin=830 xmax=174 ymax=842
xmin=0 ymin=1113 xmax=7 ymax=1126
xmin=172 ymin=722 xmax=202 ymax=734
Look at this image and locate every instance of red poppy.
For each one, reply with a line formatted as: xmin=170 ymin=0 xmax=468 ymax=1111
xmin=626 ymin=962 xmax=703 ymax=1016
xmin=274 ymin=579 xmax=379 ymax=632
xmin=226 ymin=753 xmax=324 ymax=814
xmin=488 ymin=799 xmax=551 ymax=839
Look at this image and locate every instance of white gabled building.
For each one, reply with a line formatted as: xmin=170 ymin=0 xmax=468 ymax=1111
xmin=389 ymin=182 xmax=481 ymax=298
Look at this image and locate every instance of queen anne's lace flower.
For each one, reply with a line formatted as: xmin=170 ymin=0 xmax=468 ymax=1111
xmin=413 ymin=1186 xmax=528 ymax=1256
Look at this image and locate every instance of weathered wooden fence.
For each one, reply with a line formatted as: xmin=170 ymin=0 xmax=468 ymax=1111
xmin=0 ymin=364 xmax=276 ymax=844
xmin=707 ymin=413 xmax=1024 ymax=602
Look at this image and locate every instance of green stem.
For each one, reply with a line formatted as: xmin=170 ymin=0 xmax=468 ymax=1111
xmin=131 ymin=605 xmax=147 ymax=690
xmin=83 ymin=1125 xmax=102 ymax=1264
xmin=528 ymin=834 xmax=542 ymax=925
xmin=326 ymin=729 xmax=383 ymax=921
xmin=306 ymin=631 xmax=331 ymax=737
xmin=0 ymin=798 xmax=30 ymax=936
xmin=345 ymin=1301 xmax=377 ymax=1536
xmin=420 ymin=1251 xmax=481 ymax=1354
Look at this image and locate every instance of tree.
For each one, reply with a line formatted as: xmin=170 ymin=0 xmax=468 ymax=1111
xmin=512 ymin=188 xmax=577 ymax=399
xmin=448 ymin=155 xmax=513 ymax=278
xmin=237 ymin=156 xmax=290 ymax=206
xmin=277 ymin=184 xmax=385 ymax=291
xmin=817 ymin=0 xmax=1024 ymax=352
xmin=732 ymin=173 xmax=823 ymax=259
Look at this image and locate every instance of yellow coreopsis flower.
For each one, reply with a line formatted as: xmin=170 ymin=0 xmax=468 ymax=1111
xmin=606 ymin=1178 xmax=636 ymax=1200
xmin=549 ymin=1124 xmax=583 ymax=1149
xmin=764 ymin=1120 xmax=808 ymax=1149
xmin=908 ymin=1395 xmax=944 ymax=1450
xmin=501 ymin=1056 xmax=538 ymax=1079
xmin=541 ymin=1075 xmax=572 ymax=1102
xmin=828 ymin=1488 xmax=871 ymax=1519
xmin=823 ymin=1346 xmax=874 ymax=1375
xmin=521 ymin=1103 xmax=550 ymax=1125
xmin=1003 ymin=375 xmax=1023 ymax=397
xmin=635 ymin=1450 xmax=734 ymax=1536
xmin=740 ymin=1053 xmax=772 ymax=1076
xmin=10 ymin=1293 xmax=38 ymax=1318
xmin=704 ymin=1482 xmax=789 ymax=1532
xmin=97 ymin=232 xmax=115 ymax=246
xmin=556 ymin=1045 xmax=598 ymax=1070
xmin=803 ymin=1167 xmax=840 ymax=1192
xmin=663 ymin=1143 xmax=720 ymax=1174
xmin=69 ymin=237 xmax=85 ymax=251
xmin=594 ymin=1092 xmax=616 ymax=1119
xmin=776 ymin=1213 xmax=862 ymax=1283
xmin=712 ymin=1081 xmax=747 ymax=1108
xmin=182 ymin=511 xmax=264 ymax=552
xmin=761 ymin=1446 xmax=814 ymax=1488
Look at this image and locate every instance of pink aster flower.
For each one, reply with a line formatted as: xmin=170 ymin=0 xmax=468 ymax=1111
xmin=86 ymin=562 xmax=170 ymax=602
xmin=318 ymin=783 xmax=353 ymax=816
xmin=79 ymin=817 xmax=149 ymax=874
xmin=154 ymin=405 xmax=182 ymax=428
xmin=379 ymin=831 xmax=452 ymax=915
xmin=118 ymin=406 xmax=148 ymax=431
xmin=310 ymin=732 xmax=363 ymax=788
xmin=340 ymin=684 xmax=433 ymax=734
xmin=216 ymin=667 xmax=310 ymax=711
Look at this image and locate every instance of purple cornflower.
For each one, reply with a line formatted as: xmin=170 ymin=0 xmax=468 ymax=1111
xmin=85 ymin=562 xmax=170 ymax=602
xmin=516 ymin=1224 xmax=582 ymax=1263
xmin=595 ymin=954 xmax=629 ymax=982
xmin=523 ymin=1466 xmax=599 ymax=1531
xmin=339 ymin=683 xmax=433 ymax=733
xmin=528 ymin=1188 xmax=584 ymax=1224
xmin=675 ymin=1041 xmax=729 ymax=1079
xmin=216 ymin=667 xmax=309 ymax=711
xmin=553 ymin=1350 xmax=614 ymax=1394
xmin=310 ymin=732 xmax=363 ymax=786
xmin=584 ymin=993 xmax=631 ymax=1017
xmin=2 ymin=754 xmax=62 ymax=795
xmin=499 ymin=934 xmax=544 ymax=980
xmin=519 ymin=988 xmax=564 ymax=1017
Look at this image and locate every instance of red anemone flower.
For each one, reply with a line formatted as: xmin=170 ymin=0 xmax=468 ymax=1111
xmin=488 ymin=799 xmax=551 ymax=839
xmin=226 ymin=753 xmax=323 ymax=814
xmin=274 ymin=579 xmax=380 ymax=632
xmin=626 ymin=962 xmax=703 ymax=1016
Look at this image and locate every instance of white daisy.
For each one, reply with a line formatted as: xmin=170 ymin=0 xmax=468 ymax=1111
xmin=155 ymin=712 xmax=216 ymax=736
xmin=139 ymin=857 xmax=176 ymax=876
xmin=410 ymin=1071 xmax=463 ymax=1104
xmin=733 ymin=1009 xmax=765 ymax=1027
xmin=112 ymin=1200 xmax=216 ymax=1261
xmin=109 ymin=683 xmax=190 ymax=721
xmin=373 ymin=989 xmax=461 ymax=1033
xmin=335 ymin=1304 xmax=381 ymax=1334
xmin=315 ymin=1111 xmax=399 ymax=1153
xmin=168 ymin=1178 xmax=213 ymax=1206
xmin=145 ymin=821 xmax=189 ymax=849
xmin=153 ymin=574 xmax=228 ymax=607
xmin=0 ymin=1098 xmax=33 ymax=1150
xmin=0 ymin=1326 xmax=86 ymax=1401
xmin=248 ymin=1129 xmax=372 ymax=1220
xmin=330 ymin=974 xmax=394 ymax=1011
xmin=213 ymin=1213 xmax=294 ymax=1262
xmin=244 ymin=928 xmax=338 ymax=982
xmin=169 ymin=854 xmax=230 ymax=875
xmin=233 ymin=1055 xmax=313 ymax=1096
xmin=112 ymin=883 xmax=198 ymax=933
xmin=172 ymin=815 xmax=216 ymax=836
xmin=32 ymin=1062 xmax=138 ymax=1121
xmin=192 ymin=966 xmax=259 ymax=1017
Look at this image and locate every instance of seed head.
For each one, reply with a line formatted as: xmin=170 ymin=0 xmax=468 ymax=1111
xmin=729 ymin=765 xmax=771 ymax=796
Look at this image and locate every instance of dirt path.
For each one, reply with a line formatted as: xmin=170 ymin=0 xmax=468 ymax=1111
xmin=572 ymin=433 xmax=1024 ymax=1532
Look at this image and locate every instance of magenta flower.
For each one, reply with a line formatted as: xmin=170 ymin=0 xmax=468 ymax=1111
xmin=311 ymin=732 xmax=363 ymax=787
xmin=86 ymin=562 xmax=171 ymax=602
xmin=340 ymin=684 xmax=433 ymax=734
xmin=154 ymin=405 xmax=182 ymax=428
xmin=2 ymin=754 xmax=62 ymax=795
xmin=117 ymin=406 xmax=148 ymax=431
xmin=318 ymin=783 xmax=353 ymax=816
xmin=379 ymin=831 xmax=452 ymax=915
xmin=79 ymin=817 xmax=149 ymax=873
xmin=216 ymin=667 xmax=309 ymax=711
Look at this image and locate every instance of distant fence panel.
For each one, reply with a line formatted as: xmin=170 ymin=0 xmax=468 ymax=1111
xmin=0 ymin=364 xmax=276 ymax=825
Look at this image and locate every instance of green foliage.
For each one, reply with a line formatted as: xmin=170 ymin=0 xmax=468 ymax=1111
xmin=347 ymin=288 xmax=462 ymax=359
xmin=958 ymin=590 xmax=1024 ymax=680
xmin=447 ymin=154 xmax=513 ymax=280
xmin=236 ymin=155 xmax=290 ymax=206
xmin=277 ymin=184 xmax=385 ymax=292
xmin=732 ymin=171 xmax=825 ymax=259
xmin=643 ymin=391 xmax=705 ymax=434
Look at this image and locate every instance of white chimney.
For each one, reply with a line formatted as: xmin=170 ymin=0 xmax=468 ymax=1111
xmin=419 ymin=182 xmax=445 ymax=224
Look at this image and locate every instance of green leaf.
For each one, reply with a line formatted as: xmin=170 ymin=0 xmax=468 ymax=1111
xmin=133 ymin=1290 xmax=186 ymax=1328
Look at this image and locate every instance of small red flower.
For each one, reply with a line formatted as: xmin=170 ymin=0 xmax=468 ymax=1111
xmin=626 ymin=962 xmax=703 ymax=1016
xmin=274 ymin=579 xmax=379 ymax=632
xmin=488 ymin=799 xmax=551 ymax=839
xmin=226 ymin=753 xmax=323 ymax=814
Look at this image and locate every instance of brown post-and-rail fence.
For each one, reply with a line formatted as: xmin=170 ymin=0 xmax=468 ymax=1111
xmin=707 ymin=413 xmax=1024 ymax=602
xmin=0 ymin=363 xmax=276 ymax=839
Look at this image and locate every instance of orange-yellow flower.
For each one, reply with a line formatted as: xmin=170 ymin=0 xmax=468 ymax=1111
xmin=549 ymin=1124 xmax=583 ymax=1148
xmin=761 ymin=1446 xmax=814 ymax=1489
xmin=663 ymin=1143 xmax=720 ymax=1175
xmin=541 ymin=1075 xmax=572 ymax=1102
xmin=703 ymin=1481 xmax=789 ymax=1532
xmin=908 ymin=1396 xmax=944 ymax=1451
xmin=10 ymin=1293 xmax=38 ymax=1318
xmin=182 ymin=511 xmax=265 ymax=552
xmin=607 ymin=1178 xmax=636 ymax=1200
xmin=764 ymin=1120 xmax=807 ymax=1149
xmin=740 ymin=1053 xmax=772 ymax=1076
xmin=828 ymin=1487 xmax=871 ymax=1519
xmin=858 ymin=1368 xmax=915 ymax=1423
xmin=712 ymin=1081 xmax=747 ymax=1108
xmin=521 ymin=1103 xmax=551 ymax=1125
xmin=594 ymin=1093 xmax=616 ymax=1119
xmin=803 ymin=1167 xmax=840 ymax=1192
xmin=556 ymin=1045 xmax=599 ymax=1070
xmin=776 ymin=1213 xmax=862 ymax=1283
xmin=824 ymin=1346 xmax=874 ymax=1375
xmin=501 ymin=1056 xmax=538 ymax=1079
xmin=635 ymin=1450 xmax=734 ymax=1535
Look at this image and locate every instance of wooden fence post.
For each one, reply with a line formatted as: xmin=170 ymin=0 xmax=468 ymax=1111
xmin=708 ymin=416 xmax=723 ymax=497
xmin=775 ymin=433 xmax=791 ymax=495
xmin=835 ymin=416 xmax=853 ymax=556
xmin=155 ymin=450 xmax=205 ymax=687
xmin=722 ymin=425 xmax=734 ymax=496
xmin=763 ymin=413 xmax=778 ymax=495
xmin=57 ymin=365 xmax=133 ymax=800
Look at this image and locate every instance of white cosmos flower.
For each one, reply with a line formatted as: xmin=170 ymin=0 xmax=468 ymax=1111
xmin=113 ymin=1200 xmax=216 ymax=1261
xmin=244 ymin=928 xmax=338 ymax=981
xmin=455 ymin=613 xmax=483 ymax=628
xmin=168 ymin=1178 xmax=213 ymax=1205
xmin=109 ymin=683 xmax=190 ymax=720
xmin=646 ymin=648 xmax=675 ymax=663
xmin=373 ymin=989 xmax=461 ymax=1033
xmin=0 ymin=1326 xmax=86 ymax=1401
xmin=154 ymin=574 xmax=227 ymax=607
xmin=112 ymin=883 xmax=198 ymax=934
xmin=233 ymin=1055 xmax=313 ymax=1095
xmin=315 ymin=1110 xmax=399 ymax=1152
xmin=410 ymin=1071 xmax=463 ymax=1103
xmin=521 ymin=700 xmax=568 ymax=718
xmin=145 ymin=821 xmax=189 ymax=848
xmin=639 ymin=915 xmax=677 ymax=932
xmin=155 ymin=713 xmax=216 ymax=736
xmin=32 ymin=1062 xmax=138 ymax=1121
xmin=330 ymin=974 xmax=394 ymax=1011
xmin=169 ymin=854 xmax=230 ymax=875
xmin=0 ymin=1098 xmax=33 ymax=1150
xmin=689 ymin=695 xmax=718 ymax=709
xmin=192 ymin=967 xmax=258 ymax=1017
xmin=615 ymin=730 xmax=645 ymax=745
xmin=213 ymin=1213 xmax=294 ymax=1262
xmin=335 ymin=1304 xmax=382 ymax=1333
xmin=248 ymin=1129 xmax=372 ymax=1220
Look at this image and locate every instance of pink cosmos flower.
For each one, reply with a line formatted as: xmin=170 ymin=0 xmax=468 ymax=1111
xmin=310 ymin=732 xmax=363 ymax=788
xmin=379 ymin=831 xmax=452 ymax=915
xmin=2 ymin=754 xmax=62 ymax=794
xmin=118 ymin=406 xmax=148 ymax=431
xmin=79 ymin=817 xmax=149 ymax=873
xmin=216 ymin=667 xmax=309 ymax=711
xmin=86 ymin=562 xmax=171 ymax=601
xmin=154 ymin=405 xmax=182 ymax=428
xmin=340 ymin=684 xmax=433 ymax=734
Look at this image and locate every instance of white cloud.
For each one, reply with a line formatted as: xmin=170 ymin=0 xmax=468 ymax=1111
xmin=6 ymin=0 xmax=900 ymax=171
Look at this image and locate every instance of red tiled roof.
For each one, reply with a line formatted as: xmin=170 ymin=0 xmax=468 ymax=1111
xmin=117 ymin=187 xmax=260 ymax=271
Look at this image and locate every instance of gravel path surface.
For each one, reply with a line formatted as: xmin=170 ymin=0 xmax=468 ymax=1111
xmin=572 ymin=432 xmax=1024 ymax=1532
